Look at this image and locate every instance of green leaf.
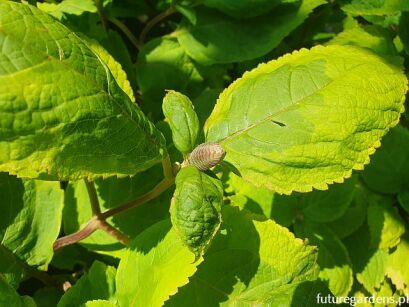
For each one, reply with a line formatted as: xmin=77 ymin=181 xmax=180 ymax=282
xmin=166 ymin=206 xmax=319 ymax=306
xmin=175 ymin=4 xmax=197 ymax=25
xmin=0 ymin=276 xmax=36 ymax=307
xmin=136 ymin=36 xmax=204 ymax=120
xmin=205 ymin=45 xmax=407 ymax=194
xmin=201 ymin=0 xmax=282 ymax=18
xmin=82 ymin=27 xmax=137 ymax=91
xmin=328 ymin=24 xmax=399 ymax=56
xmin=38 ymin=0 xmax=97 ymax=20
xmin=33 ymin=287 xmax=63 ymax=307
xmin=343 ymin=222 xmax=375 ymax=273
xmin=226 ymin=171 xmax=276 ymax=219
xmin=367 ymin=201 xmax=405 ymax=249
xmin=116 ymin=219 xmax=202 ymax=307
xmin=80 ymin=35 xmax=135 ymax=102
xmin=58 ymin=261 xmax=117 ymax=307
xmin=342 ymin=0 xmax=409 ymax=15
xmin=386 ymin=234 xmax=409 ymax=296
xmin=273 ymin=175 xmax=357 ymax=223
xmin=0 ymin=245 xmax=25 ymax=289
xmin=295 ymin=222 xmax=353 ymax=297
xmin=163 ymin=91 xmax=199 ymax=155
xmin=0 ymin=173 xmax=64 ymax=269
xmin=50 ymin=244 xmax=97 ymax=272
xmin=175 ymin=0 xmax=326 ymax=65
xmin=362 ymin=13 xmax=401 ymax=28
xmin=326 ymin=182 xmax=368 ymax=239
xmin=373 ymin=280 xmax=400 ymax=307
xmin=84 ymin=300 xmax=117 ymax=307
xmin=361 ymin=126 xmax=409 ymax=194
xmin=193 ymin=89 xmax=221 ymax=142
xmin=0 ymin=2 xmax=165 ymax=180
xmin=351 ymin=279 xmax=400 ymax=306
xmin=170 ymin=166 xmax=223 ymax=259
xmin=356 ymin=249 xmax=389 ymax=293
xmin=62 ymin=165 xmax=172 ymax=257
xmin=228 ymin=171 xmax=357 ymax=225
xmin=398 ymin=190 xmax=409 ymax=214
xmin=399 ymin=12 xmax=409 ymax=56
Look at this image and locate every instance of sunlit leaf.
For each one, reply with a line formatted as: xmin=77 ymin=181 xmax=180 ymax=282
xmin=205 ymin=45 xmax=407 ymax=194
xmin=0 ymin=2 xmax=165 ymax=180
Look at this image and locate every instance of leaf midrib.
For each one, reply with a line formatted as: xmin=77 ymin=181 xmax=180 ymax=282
xmin=213 ymin=62 xmax=369 ymax=145
xmin=0 ymin=3 xmax=164 ymax=154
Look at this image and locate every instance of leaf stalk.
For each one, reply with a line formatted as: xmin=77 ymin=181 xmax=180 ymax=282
xmin=53 ymin=156 xmax=175 ymax=251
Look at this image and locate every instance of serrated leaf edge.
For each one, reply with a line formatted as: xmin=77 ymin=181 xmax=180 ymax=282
xmin=205 ymin=45 xmax=408 ymax=195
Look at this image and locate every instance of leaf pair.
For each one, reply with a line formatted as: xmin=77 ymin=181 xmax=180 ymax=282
xmin=162 ymin=91 xmax=224 ymax=259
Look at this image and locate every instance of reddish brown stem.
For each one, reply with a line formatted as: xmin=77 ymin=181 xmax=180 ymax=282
xmin=98 ymin=220 xmax=130 ymax=245
xmin=53 ymin=218 xmax=99 ymax=251
xmin=100 ymin=177 xmax=173 ymax=219
xmin=84 ymin=179 xmax=101 ymax=216
xmin=53 ymin=156 xmax=175 ymax=251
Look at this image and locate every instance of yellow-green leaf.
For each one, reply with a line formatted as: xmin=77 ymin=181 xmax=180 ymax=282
xmin=0 ymin=2 xmax=165 ymax=180
xmin=205 ymin=45 xmax=407 ymax=194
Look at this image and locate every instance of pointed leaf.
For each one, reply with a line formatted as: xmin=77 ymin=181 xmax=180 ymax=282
xmin=171 ymin=166 xmax=223 ymax=259
xmin=163 ymin=91 xmax=199 ymax=155
xmin=0 ymin=2 xmax=165 ymax=180
xmin=205 ymin=45 xmax=407 ymax=194
xmin=116 ymin=219 xmax=203 ymax=307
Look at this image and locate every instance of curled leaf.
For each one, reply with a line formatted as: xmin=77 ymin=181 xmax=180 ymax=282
xmin=170 ymin=166 xmax=223 ymax=259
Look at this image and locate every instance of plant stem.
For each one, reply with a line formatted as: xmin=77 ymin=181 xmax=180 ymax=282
xmin=84 ymin=179 xmax=101 ymax=216
xmin=139 ymin=6 xmax=176 ymax=44
xmin=97 ymin=220 xmax=130 ymax=245
xmin=108 ymin=17 xmax=141 ymax=50
xmin=53 ymin=157 xmax=175 ymax=250
xmin=100 ymin=177 xmax=173 ymax=219
xmin=53 ymin=218 xmax=99 ymax=251
xmin=94 ymin=0 xmax=108 ymax=31
xmin=100 ymin=156 xmax=175 ymax=219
